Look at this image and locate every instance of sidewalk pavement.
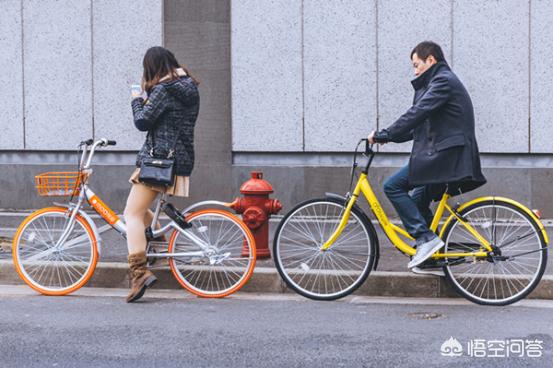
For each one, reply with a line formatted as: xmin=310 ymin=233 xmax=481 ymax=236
xmin=1 ymin=211 xmax=552 ymax=300
xmin=1 ymin=260 xmax=553 ymax=300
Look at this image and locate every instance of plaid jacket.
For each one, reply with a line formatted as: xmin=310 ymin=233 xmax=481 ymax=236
xmin=131 ymin=75 xmax=200 ymax=176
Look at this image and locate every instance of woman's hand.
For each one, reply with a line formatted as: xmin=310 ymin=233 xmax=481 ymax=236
xmin=131 ymin=84 xmax=144 ymax=100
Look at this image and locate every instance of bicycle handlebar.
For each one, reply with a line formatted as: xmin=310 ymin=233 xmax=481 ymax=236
xmin=79 ymin=138 xmax=117 ymax=170
xmin=80 ymin=138 xmax=117 ymax=147
xmin=358 ymin=138 xmax=375 ymax=156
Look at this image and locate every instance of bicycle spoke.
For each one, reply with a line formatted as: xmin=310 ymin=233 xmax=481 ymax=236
xmin=275 ymin=201 xmax=373 ymax=299
xmin=170 ymin=212 xmax=254 ymax=296
xmin=15 ymin=211 xmax=95 ymax=292
xmin=445 ymin=203 xmax=545 ymax=305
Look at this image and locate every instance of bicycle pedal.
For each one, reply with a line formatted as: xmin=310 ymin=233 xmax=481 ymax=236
xmin=419 ymin=260 xmax=445 ymax=269
xmin=162 ymin=203 xmax=192 ymax=229
xmin=145 ymin=226 xmax=154 ymax=241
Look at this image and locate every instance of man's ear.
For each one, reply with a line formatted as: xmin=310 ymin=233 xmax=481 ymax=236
xmin=426 ymin=55 xmax=437 ymax=65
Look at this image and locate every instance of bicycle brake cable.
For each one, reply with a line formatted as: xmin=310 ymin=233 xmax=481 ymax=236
xmin=69 ymin=142 xmax=83 ymax=202
xmin=348 ymin=140 xmax=363 ymax=195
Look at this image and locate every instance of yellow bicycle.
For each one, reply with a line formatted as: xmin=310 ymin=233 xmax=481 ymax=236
xmin=273 ymin=139 xmax=548 ymax=305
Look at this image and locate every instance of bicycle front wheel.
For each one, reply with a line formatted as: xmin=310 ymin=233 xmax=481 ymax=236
xmin=12 ymin=207 xmax=98 ymax=295
xmin=273 ymin=198 xmax=377 ymax=300
xmin=168 ymin=209 xmax=256 ymax=298
xmin=442 ymin=199 xmax=547 ymax=306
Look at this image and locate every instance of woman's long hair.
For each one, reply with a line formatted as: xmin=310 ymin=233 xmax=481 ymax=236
xmin=141 ymin=46 xmax=199 ymax=93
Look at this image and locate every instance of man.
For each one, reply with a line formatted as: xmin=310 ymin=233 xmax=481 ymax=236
xmin=368 ymin=41 xmax=486 ymax=275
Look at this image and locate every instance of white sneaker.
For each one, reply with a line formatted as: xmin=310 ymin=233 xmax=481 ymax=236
xmin=408 ymin=236 xmax=444 ymax=269
xmin=411 ymin=266 xmax=445 ymax=277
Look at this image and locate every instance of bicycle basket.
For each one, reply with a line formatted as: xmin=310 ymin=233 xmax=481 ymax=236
xmin=35 ymin=172 xmax=84 ymax=197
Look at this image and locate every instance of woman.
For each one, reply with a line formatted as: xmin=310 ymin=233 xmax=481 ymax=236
xmin=125 ymin=46 xmax=200 ymax=303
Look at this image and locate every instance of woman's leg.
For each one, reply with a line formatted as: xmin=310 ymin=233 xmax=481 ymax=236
xmin=143 ymin=209 xmax=162 ymax=230
xmin=124 ymin=184 xmax=159 ymax=254
xmin=143 ymin=209 xmax=166 ymax=242
xmin=123 ymin=184 xmax=160 ymax=302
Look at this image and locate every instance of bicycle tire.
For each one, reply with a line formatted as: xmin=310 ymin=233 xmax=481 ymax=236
xmin=12 ymin=207 xmax=98 ymax=295
xmin=273 ymin=198 xmax=377 ymax=300
xmin=167 ymin=209 xmax=256 ymax=298
xmin=441 ymin=199 xmax=547 ymax=306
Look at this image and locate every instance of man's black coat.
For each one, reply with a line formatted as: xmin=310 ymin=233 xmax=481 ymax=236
xmin=377 ymin=61 xmax=486 ymax=195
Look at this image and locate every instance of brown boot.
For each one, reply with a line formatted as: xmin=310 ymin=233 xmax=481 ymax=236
xmin=127 ymin=251 xmax=157 ymax=303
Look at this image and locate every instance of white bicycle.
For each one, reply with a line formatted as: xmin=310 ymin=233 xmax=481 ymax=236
xmin=12 ymin=138 xmax=256 ymax=298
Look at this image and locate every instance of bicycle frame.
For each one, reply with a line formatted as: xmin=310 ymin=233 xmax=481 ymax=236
xmin=321 ymin=172 xmax=493 ymax=260
xmin=54 ymin=139 xmax=229 ymax=259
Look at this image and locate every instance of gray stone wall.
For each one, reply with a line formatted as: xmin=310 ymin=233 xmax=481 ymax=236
xmin=0 ymin=0 xmax=162 ymax=150
xmin=231 ymin=0 xmax=553 ymax=154
xmin=2 ymin=0 xmax=553 ymax=219
xmin=0 ymin=0 xmax=235 ymax=213
xmin=163 ymin=0 xmax=236 ymax=206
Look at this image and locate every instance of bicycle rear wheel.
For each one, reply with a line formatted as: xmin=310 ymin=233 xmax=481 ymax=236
xmin=12 ymin=207 xmax=98 ymax=295
xmin=442 ymin=199 xmax=547 ymax=306
xmin=168 ymin=209 xmax=256 ymax=298
xmin=273 ymin=198 xmax=377 ymax=300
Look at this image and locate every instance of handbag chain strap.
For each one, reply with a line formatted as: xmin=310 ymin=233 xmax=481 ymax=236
xmin=148 ymin=123 xmax=186 ymax=159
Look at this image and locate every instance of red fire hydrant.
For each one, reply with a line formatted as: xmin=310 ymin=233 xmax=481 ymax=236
xmin=229 ymin=171 xmax=282 ymax=259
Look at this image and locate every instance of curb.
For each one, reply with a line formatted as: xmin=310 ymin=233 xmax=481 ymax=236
xmin=1 ymin=260 xmax=552 ymax=300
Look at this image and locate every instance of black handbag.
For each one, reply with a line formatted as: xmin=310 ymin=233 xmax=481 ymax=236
xmin=138 ymin=125 xmax=184 ymax=187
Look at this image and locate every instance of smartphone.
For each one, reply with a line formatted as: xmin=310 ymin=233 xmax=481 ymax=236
xmin=131 ymin=84 xmax=142 ymax=95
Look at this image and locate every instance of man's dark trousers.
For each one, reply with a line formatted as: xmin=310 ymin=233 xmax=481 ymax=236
xmin=383 ymin=164 xmax=446 ymax=241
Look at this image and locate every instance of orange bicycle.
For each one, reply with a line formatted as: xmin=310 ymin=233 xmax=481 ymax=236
xmin=12 ymin=138 xmax=256 ymax=298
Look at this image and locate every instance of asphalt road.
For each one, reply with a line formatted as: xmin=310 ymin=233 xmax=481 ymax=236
xmin=0 ymin=286 xmax=552 ymax=368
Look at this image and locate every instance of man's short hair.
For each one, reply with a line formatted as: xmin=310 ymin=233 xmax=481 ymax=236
xmin=410 ymin=41 xmax=446 ymax=63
